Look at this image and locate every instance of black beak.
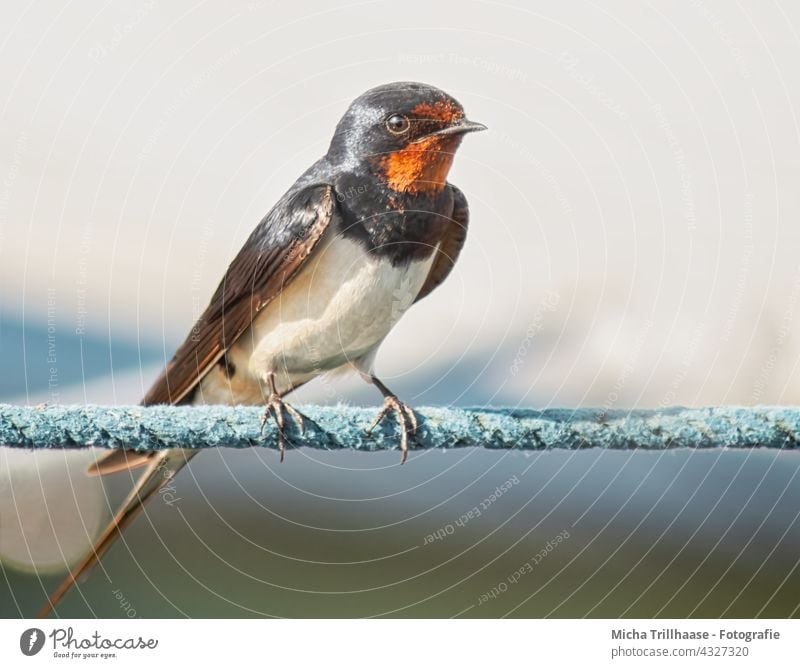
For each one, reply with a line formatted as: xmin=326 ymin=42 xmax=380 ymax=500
xmin=422 ymin=118 xmax=488 ymax=140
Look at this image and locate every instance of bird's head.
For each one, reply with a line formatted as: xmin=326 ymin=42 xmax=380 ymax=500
xmin=328 ymin=82 xmax=485 ymax=194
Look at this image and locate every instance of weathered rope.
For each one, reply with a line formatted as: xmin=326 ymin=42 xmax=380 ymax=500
xmin=0 ymin=405 xmax=797 ymax=453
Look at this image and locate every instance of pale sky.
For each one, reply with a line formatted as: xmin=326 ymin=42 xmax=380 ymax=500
xmin=2 ymin=0 xmax=800 ymax=407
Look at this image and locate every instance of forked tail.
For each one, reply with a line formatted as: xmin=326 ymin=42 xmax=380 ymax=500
xmin=36 ymin=449 xmax=196 ymax=618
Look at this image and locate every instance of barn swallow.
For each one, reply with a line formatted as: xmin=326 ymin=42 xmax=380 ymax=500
xmin=37 ymin=81 xmax=484 ymax=617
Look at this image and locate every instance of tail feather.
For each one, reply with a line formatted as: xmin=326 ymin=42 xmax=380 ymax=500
xmin=86 ymin=449 xmax=154 ymax=477
xmin=36 ymin=449 xmax=197 ymax=618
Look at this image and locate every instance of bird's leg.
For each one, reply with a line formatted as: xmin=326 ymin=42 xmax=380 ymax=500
xmin=259 ymin=372 xmax=305 ymax=462
xmin=361 ymin=373 xmax=418 ymax=464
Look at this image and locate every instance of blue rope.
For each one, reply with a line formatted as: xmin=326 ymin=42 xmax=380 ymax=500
xmin=0 ymin=404 xmax=797 ymax=453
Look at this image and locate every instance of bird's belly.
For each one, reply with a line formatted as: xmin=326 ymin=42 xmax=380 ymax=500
xmin=238 ymin=234 xmax=436 ymax=382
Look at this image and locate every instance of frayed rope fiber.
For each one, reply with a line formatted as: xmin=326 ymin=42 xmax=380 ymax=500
xmin=0 ymin=405 xmax=798 ymax=453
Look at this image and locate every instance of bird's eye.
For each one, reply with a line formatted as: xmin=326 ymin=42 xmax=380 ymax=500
xmin=385 ymin=114 xmax=411 ymax=135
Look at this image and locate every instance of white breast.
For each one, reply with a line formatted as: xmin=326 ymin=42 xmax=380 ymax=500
xmin=233 ymin=233 xmax=436 ymax=387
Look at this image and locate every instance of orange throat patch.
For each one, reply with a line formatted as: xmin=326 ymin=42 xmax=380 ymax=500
xmin=379 ymin=135 xmax=459 ymax=194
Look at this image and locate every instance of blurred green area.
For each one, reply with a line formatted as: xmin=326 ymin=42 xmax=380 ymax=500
xmin=3 ymin=447 xmax=798 ymax=618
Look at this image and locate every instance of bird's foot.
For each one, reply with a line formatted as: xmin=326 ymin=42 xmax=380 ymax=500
xmin=260 ymin=393 xmax=305 ymax=462
xmin=367 ymin=395 xmax=418 ymax=464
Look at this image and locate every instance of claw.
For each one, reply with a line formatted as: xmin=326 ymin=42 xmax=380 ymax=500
xmin=367 ymin=395 xmax=418 ymax=464
xmin=260 ymin=392 xmax=305 ymax=462
xmin=283 ymin=402 xmax=306 ymax=435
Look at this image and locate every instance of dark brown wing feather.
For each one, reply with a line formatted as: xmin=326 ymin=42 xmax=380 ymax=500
xmin=86 ymin=449 xmax=152 ymax=476
xmin=415 ymin=184 xmax=469 ymax=302
xmin=37 ymin=185 xmax=339 ymax=617
xmin=143 ymin=184 xmax=338 ymax=406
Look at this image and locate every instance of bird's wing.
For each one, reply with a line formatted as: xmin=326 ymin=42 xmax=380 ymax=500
xmin=415 ymin=184 xmax=469 ymax=302
xmin=37 ymin=184 xmax=340 ymax=617
xmin=87 ymin=184 xmax=337 ymax=478
xmin=143 ymin=183 xmax=339 ymax=406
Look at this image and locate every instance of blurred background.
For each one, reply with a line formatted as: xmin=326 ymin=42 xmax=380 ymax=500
xmin=1 ymin=0 xmax=799 ymax=617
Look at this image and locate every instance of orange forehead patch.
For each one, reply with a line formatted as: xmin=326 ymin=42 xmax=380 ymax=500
xmin=379 ymin=135 xmax=458 ymax=194
xmin=411 ymin=100 xmax=463 ymax=123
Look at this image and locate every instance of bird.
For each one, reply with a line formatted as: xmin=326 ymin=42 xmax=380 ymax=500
xmin=36 ymin=81 xmax=485 ymax=617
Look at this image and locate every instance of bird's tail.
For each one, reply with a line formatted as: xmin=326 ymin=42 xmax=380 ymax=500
xmin=35 ymin=448 xmax=197 ymax=619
